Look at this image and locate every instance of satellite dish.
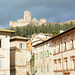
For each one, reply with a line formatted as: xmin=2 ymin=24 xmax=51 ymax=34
xmin=26 ymin=51 xmax=31 ymax=62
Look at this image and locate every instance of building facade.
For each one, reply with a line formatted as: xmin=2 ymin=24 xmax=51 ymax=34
xmin=32 ymin=27 xmax=75 ymax=75
xmin=52 ymin=27 xmax=75 ymax=75
xmin=32 ymin=41 xmax=54 ymax=75
xmin=10 ymin=36 xmax=31 ymax=75
xmin=0 ymin=28 xmax=15 ymax=75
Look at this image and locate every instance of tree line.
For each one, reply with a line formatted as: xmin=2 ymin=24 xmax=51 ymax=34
xmin=9 ymin=22 xmax=75 ymax=38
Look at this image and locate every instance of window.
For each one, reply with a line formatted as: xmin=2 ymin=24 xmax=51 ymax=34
xmin=64 ymin=58 xmax=68 ymax=70
xmin=0 ymin=59 xmax=2 ymax=69
xmin=64 ymin=73 xmax=70 ymax=75
xmin=0 ymin=40 xmax=1 ymax=48
xmin=36 ymin=66 xmax=37 ymax=72
xmin=35 ymin=47 xmax=37 ymax=50
xmin=47 ymin=65 xmax=49 ymax=72
xmin=35 ymin=54 xmax=36 ymax=59
xmin=71 ymin=40 xmax=74 ymax=48
xmin=35 ymin=53 xmax=38 ymax=59
xmin=40 ymin=52 xmax=43 ymax=59
xmin=54 ymin=45 xmax=56 ymax=54
xmin=73 ymin=59 xmax=75 ymax=69
xmin=58 ymin=59 xmax=61 ymax=70
xmin=58 ymin=44 xmax=60 ymax=52
xmin=19 ymin=43 xmax=22 ymax=49
xmin=64 ymin=42 xmax=66 ymax=50
xmin=41 ymin=45 xmax=42 ymax=48
xmin=46 ymin=50 xmax=49 ymax=57
xmin=36 ymin=53 xmax=38 ymax=59
xmin=22 ymin=43 xmax=24 ymax=49
xmin=6 ymin=36 xmax=8 ymax=38
xmin=19 ymin=43 xmax=24 ymax=49
xmin=41 ymin=66 xmax=43 ymax=72
xmin=71 ymin=56 xmax=75 ymax=69
xmin=54 ymin=60 xmax=57 ymax=70
xmin=20 ymin=59 xmax=23 ymax=65
xmin=46 ymin=43 xmax=48 ymax=46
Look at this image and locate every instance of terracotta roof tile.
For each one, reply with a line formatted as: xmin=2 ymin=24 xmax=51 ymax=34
xmin=10 ymin=36 xmax=30 ymax=40
xmin=0 ymin=28 xmax=15 ymax=33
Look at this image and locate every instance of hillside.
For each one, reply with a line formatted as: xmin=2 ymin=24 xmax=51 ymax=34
xmin=9 ymin=22 xmax=75 ymax=38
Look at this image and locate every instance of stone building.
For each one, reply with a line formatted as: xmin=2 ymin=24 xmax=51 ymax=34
xmin=31 ymin=27 xmax=75 ymax=75
xmin=32 ymin=38 xmax=54 ymax=75
xmin=31 ymin=33 xmax=52 ymax=46
xmin=10 ymin=36 xmax=31 ymax=75
xmin=24 ymin=11 xmax=31 ymax=22
xmin=61 ymin=20 xmax=75 ymax=24
xmin=9 ymin=11 xmax=46 ymax=27
xmin=0 ymin=28 xmax=15 ymax=75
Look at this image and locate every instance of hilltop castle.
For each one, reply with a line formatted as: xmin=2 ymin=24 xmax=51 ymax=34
xmin=10 ymin=11 xmax=46 ymax=27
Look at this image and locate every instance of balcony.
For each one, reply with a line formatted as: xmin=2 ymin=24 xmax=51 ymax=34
xmin=54 ymin=68 xmax=75 ymax=72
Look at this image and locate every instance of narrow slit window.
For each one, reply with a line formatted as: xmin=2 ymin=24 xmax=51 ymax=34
xmin=0 ymin=40 xmax=1 ymax=48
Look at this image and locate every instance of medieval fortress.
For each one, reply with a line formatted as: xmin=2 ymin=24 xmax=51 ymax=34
xmin=9 ymin=11 xmax=46 ymax=27
xmin=9 ymin=11 xmax=75 ymax=27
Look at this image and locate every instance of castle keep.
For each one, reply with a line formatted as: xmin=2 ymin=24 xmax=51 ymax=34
xmin=10 ymin=11 xmax=46 ymax=27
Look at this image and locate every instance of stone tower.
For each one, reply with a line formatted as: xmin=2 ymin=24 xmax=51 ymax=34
xmin=24 ymin=11 xmax=31 ymax=22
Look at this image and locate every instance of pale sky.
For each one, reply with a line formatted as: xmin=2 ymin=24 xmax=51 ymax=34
xmin=0 ymin=0 xmax=75 ymax=28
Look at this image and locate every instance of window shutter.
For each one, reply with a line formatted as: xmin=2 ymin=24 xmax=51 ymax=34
xmin=47 ymin=65 xmax=49 ymax=72
xmin=41 ymin=66 xmax=43 ymax=72
xmin=36 ymin=54 xmax=38 ymax=59
xmin=22 ymin=43 xmax=24 ymax=49
xmin=40 ymin=52 xmax=43 ymax=58
xmin=47 ymin=51 xmax=49 ymax=57
xmin=19 ymin=43 xmax=22 ymax=49
xmin=35 ymin=54 xmax=36 ymax=59
xmin=46 ymin=51 xmax=47 ymax=57
xmin=35 ymin=53 xmax=38 ymax=59
xmin=36 ymin=66 xmax=37 ymax=72
xmin=46 ymin=51 xmax=49 ymax=57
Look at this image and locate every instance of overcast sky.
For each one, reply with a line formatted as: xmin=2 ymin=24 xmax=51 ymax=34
xmin=0 ymin=0 xmax=75 ymax=28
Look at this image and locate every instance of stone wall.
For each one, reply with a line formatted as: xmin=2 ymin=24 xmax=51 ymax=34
xmin=0 ymin=33 xmax=10 ymax=75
